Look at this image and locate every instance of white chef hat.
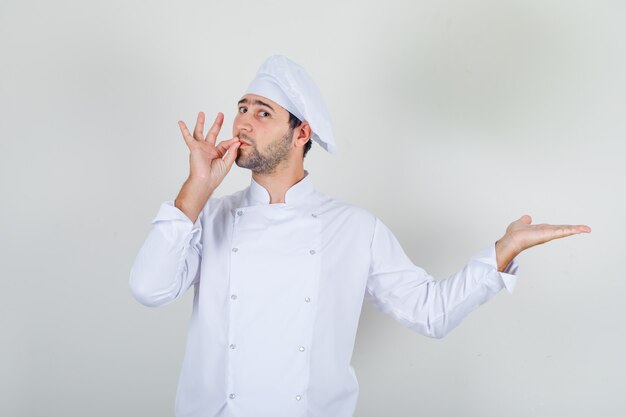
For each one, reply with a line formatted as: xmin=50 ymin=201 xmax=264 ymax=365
xmin=244 ymin=55 xmax=337 ymax=154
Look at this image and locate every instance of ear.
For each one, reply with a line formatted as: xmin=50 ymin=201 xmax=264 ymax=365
xmin=293 ymin=122 xmax=312 ymax=148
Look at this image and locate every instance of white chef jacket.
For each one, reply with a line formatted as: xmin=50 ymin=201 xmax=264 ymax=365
xmin=129 ymin=169 xmax=518 ymax=417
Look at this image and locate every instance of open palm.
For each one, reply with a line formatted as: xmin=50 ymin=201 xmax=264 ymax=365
xmin=506 ymin=215 xmax=591 ymax=253
xmin=496 ymin=215 xmax=591 ymax=271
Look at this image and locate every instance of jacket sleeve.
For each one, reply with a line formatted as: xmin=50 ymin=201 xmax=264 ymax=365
xmin=365 ymin=216 xmax=519 ymax=338
xmin=129 ymin=200 xmax=204 ymax=307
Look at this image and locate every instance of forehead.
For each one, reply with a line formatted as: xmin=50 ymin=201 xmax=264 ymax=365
xmin=237 ymin=94 xmax=288 ymax=115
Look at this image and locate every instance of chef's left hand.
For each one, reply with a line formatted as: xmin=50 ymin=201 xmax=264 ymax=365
xmin=495 ymin=215 xmax=591 ymax=272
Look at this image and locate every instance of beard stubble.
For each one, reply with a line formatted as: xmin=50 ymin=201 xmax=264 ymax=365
xmin=235 ymin=127 xmax=294 ymax=174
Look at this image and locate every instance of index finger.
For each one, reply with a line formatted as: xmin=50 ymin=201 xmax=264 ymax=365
xmin=545 ymin=224 xmax=592 ymax=240
xmin=559 ymin=224 xmax=592 ymax=234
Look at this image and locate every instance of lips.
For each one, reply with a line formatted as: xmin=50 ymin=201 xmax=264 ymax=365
xmin=238 ymin=138 xmax=252 ymax=147
xmin=237 ymin=134 xmax=252 ymax=146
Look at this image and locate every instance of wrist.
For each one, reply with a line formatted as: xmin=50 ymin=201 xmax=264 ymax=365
xmin=187 ymin=175 xmax=214 ymax=190
xmin=495 ymin=236 xmax=519 ymax=272
xmin=175 ymin=178 xmax=214 ymax=223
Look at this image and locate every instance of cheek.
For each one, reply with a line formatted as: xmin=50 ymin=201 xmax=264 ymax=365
xmin=232 ymin=117 xmax=241 ymax=134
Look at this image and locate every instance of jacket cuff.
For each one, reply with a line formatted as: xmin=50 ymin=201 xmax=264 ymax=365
xmin=471 ymin=244 xmax=520 ymax=294
xmin=151 ymin=200 xmax=201 ymax=225
xmin=150 ymin=200 xmax=203 ymax=246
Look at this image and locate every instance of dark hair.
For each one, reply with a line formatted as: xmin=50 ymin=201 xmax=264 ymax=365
xmin=288 ymin=112 xmax=312 ymax=158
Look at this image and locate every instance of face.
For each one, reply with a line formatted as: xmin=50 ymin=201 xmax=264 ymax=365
xmin=233 ymin=94 xmax=296 ymax=174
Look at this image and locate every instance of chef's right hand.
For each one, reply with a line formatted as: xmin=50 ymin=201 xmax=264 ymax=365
xmin=178 ymin=112 xmax=241 ymax=192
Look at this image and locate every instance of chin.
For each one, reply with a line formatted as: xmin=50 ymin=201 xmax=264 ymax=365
xmin=234 ymin=158 xmax=248 ymax=169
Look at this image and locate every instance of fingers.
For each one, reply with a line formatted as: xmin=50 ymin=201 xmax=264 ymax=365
xmin=179 ymin=112 xmax=225 ymax=150
xmin=517 ymin=214 xmax=591 ymax=235
xmin=193 ymin=112 xmax=205 ymax=141
xmin=215 ymin=137 xmax=240 ymax=158
xmin=552 ymin=224 xmax=592 ymax=236
xmin=222 ymin=141 xmax=241 ymax=170
xmin=530 ymin=224 xmax=592 ymax=248
xmin=205 ymin=112 xmax=224 ymax=145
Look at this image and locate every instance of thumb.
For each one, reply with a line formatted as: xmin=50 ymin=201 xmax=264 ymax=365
xmin=519 ymin=214 xmax=532 ymax=225
xmin=222 ymin=142 xmax=241 ymax=171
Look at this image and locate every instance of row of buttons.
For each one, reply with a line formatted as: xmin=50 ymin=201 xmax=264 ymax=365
xmin=228 ymin=393 xmax=302 ymax=401
xmin=227 ymin=344 xmax=306 ymax=352
xmin=229 ymin=294 xmax=310 ymax=303
xmin=232 ymin=247 xmax=317 ymax=254
xmin=235 ymin=210 xmax=318 ymax=218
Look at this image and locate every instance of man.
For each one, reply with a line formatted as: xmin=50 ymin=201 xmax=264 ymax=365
xmin=129 ymin=55 xmax=590 ymax=417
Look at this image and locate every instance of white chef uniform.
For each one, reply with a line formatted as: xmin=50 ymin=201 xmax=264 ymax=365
xmin=129 ymin=169 xmax=519 ymax=417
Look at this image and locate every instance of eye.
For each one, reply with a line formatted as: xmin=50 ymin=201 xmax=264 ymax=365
xmin=258 ymin=110 xmax=270 ymax=118
xmin=238 ymin=107 xmax=247 ymax=114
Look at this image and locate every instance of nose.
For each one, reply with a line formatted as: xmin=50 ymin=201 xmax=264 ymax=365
xmin=234 ymin=111 xmax=253 ymax=137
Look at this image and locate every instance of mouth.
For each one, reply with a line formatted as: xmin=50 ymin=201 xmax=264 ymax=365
xmin=238 ymin=138 xmax=252 ymax=147
xmin=237 ymin=135 xmax=252 ymax=148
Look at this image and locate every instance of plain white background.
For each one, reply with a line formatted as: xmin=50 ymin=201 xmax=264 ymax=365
xmin=1 ymin=0 xmax=624 ymax=416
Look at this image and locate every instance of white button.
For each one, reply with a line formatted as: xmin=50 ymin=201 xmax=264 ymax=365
xmin=296 ymin=395 xmax=302 ymax=401
xmin=304 ymin=297 xmax=311 ymax=303
xmin=309 ymin=249 xmax=316 ymax=255
xmin=231 ymin=294 xmax=237 ymax=300
xmin=229 ymin=393 xmax=235 ymax=399
xmin=299 ymin=346 xmax=305 ymax=352
xmin=237 ymin=210 xmax=243 ymax=216
xmin=230 ymin=344 xmax=237 ymax=349
xmin=232 ymin=248 xmax=238 ymax=252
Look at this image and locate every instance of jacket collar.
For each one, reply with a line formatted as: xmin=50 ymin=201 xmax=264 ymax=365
xmin=246 ymin=169 xmax=315 ymax=206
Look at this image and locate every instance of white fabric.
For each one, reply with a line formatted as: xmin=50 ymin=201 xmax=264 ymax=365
xmin=245 ymin=75 xmax=303 ymax=121
xmin=244 ymin=55 xmax=337 ymax=154
xmin=129 ymin=170 xmax=519 ymax=417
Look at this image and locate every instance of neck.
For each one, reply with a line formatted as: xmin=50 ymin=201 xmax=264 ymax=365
xmin=252 ymin=163 xmax=305 ymax=204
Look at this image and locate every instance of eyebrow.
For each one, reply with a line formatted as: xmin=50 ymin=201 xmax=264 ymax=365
xmin=237 ymin=98 xmax=275 ymax=113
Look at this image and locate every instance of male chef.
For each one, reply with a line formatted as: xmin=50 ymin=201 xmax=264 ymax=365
xmin=129 ymin=55 xmax=591 ymax=417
